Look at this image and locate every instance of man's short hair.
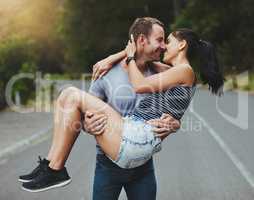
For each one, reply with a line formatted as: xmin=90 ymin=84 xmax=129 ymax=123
xmin=129 ymin=17 xmax=164 ymax=42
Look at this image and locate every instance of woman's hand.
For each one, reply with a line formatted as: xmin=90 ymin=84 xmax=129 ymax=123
xmin=92 ymin=50 xmax=127 ymax=80
xmin=125 ymin=34 xmax=136 ymax=58
xmin=92 ymin=58 xmax=113 ymax=81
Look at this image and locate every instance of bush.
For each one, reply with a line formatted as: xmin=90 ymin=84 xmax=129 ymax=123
xmin=0 ymin=36 xmax=37 ymax=109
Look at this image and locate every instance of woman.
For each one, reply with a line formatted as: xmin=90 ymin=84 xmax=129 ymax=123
xmin=20 ymin=28 xmax=224 ymax=192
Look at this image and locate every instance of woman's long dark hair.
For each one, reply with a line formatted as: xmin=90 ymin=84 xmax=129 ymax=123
xmin=172 ymin=28 xmax=224 ymax=96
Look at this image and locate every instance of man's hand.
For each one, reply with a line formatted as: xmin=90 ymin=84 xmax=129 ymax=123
xmin=147 ymin=113 xmax=180 ymax=140
xmin=83 ymin=110 xmax=108 ymax=136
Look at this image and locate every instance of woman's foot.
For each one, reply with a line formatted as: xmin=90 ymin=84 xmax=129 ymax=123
xmin=18 ymin=156 xmax=50 ymax=183
xmin=21 ymin=166 xmax=71 ymax=192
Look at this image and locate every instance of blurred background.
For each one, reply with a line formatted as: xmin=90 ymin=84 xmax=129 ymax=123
xmin=0 ymin=0 xmax=253 ymax=109
xmin=0 ymin=1 xmax=254 ymax=200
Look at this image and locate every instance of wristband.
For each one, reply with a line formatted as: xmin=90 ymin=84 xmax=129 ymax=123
xmin=126 ymin=56 xmax=135 ymax=65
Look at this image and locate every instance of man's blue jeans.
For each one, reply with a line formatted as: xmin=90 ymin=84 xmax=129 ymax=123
xmin=93 ymin=154 xmax=157 ymax=200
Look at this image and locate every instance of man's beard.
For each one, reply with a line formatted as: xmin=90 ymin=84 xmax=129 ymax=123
xmin=150 ymin=50 xmax=163 ymax=61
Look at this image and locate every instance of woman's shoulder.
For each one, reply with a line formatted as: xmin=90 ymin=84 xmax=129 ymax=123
xmin=175 ymin=64 xmax=196 ymax=87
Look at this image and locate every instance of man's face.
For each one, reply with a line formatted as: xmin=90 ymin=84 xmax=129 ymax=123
xmin=142 ymin=24 xmax=166 ymax=61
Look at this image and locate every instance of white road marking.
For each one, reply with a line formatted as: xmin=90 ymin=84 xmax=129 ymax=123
xmin=0 ymin=126 xmax=52 ymax=160
xmin=191 ymin=110 xmax=254 ymax=189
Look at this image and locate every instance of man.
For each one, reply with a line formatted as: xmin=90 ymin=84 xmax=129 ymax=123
xmin=19 ymin=17 xmax=180 ymax=197
xmin=84 ymin=17 xmax=181 ymax=200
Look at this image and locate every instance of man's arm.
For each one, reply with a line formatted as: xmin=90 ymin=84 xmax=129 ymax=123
xmin=147 ymin=114 xmax=181 ymax=141
xmin=89 ymin=78 xmax=107 ymax=100
xmin=83 ymin=79 xmax=108 ymax=135
xmin=86 ymin=81 xmax=180 ymax=137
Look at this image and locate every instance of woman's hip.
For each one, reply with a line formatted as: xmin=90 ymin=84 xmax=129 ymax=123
xmin=108 ymin=116 xmax=162 ymax=169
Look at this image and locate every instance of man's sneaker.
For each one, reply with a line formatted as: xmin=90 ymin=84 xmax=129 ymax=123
xmin=18 ymin=156 xmax=50 ymax=183
xmin=21 ymin=166 xmax=71 ymax=192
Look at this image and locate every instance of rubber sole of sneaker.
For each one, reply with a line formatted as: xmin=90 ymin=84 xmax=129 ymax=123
xmin=21 ymin=179 xmax=72 ymax=192
xmin=18 ymin=178 xmax=32 ymax=183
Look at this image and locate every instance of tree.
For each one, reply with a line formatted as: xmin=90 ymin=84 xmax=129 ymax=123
xmin=59 ymin=0 xmax=174 ymax=72
xmin=171 ymin=0 xmax=254 ymax=73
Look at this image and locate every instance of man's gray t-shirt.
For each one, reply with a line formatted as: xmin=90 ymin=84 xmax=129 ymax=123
xmin=89 ymin=63 xmax=154 ymax=154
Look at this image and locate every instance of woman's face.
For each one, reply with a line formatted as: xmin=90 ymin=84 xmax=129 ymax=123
xmin=163 ymin=33 xmax=182 ymax=64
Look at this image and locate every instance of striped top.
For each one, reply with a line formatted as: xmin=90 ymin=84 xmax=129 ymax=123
xmin=130 ymin=85 xmax=196 ymax=121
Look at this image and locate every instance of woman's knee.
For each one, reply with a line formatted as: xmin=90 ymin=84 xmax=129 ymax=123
xmin=57 ymin=86 xmax=81 ymax=108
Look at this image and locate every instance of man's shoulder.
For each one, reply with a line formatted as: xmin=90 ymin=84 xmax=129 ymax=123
xmin=110 ymin=62 xmax=123 ymax=72
xmin=101 ymin=62 xmax=126 ymax=79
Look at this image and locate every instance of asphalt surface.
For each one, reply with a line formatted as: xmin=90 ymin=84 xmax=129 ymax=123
xmin=0 ymin=89 xmax=254 ymax=200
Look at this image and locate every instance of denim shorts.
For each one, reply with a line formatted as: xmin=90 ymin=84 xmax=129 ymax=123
xmin=109 ymin=115 xmax=162 ymax=169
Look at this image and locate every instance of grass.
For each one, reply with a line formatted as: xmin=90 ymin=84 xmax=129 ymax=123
xmin=224 ymin=71 xmax=254 ymax=91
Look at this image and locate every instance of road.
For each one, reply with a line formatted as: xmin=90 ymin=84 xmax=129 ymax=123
xmin=0 ymin=89 xmax=254 ymax=200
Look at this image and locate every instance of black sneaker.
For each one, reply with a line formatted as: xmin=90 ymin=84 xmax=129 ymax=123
xmin=21 ymin=166 xmax=71 ymax=192
xmin=19 ymin=156 xmax=50 ymax=183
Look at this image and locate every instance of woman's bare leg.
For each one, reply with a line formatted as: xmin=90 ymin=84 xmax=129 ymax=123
xmin=46 ymin=100 xmax=79 ymax=162
xmin=48 ymin=87 xmax=123 ymax=170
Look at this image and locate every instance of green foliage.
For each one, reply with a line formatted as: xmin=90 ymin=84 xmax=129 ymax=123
xmin=58 ymin=0 xmax=174 ymax=72
xmin=0 ymin=36 xmax=37 ymax=108
xmin=1 ymin=0 xmax=254 ymax=109
xmin=171 ymin=0 xmax=254 ymax=73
